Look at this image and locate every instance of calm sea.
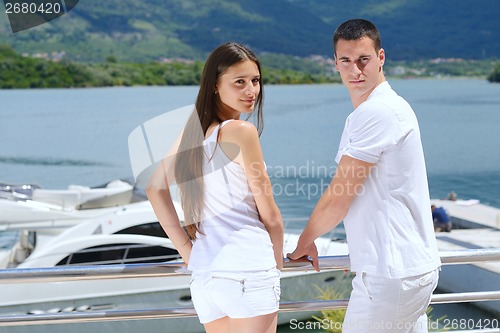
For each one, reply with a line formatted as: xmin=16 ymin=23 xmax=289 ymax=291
xmin=1 ymin=79 xmax=499 ymax=330
xmin=1 ymin=79 xmax=500 ymax=216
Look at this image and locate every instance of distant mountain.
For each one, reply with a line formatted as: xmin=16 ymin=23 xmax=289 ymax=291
xmin=287 ymin=0 xmax=500 ymax=60
xmin=0 ymin=0 xmax=498 ymax=62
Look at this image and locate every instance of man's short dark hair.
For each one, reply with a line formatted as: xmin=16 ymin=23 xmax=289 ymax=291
xmin=333 ymin=19 xmax=381 ymax=53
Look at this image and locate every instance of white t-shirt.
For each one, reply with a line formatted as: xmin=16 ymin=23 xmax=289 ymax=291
xmin=187 ymin=120 xmax=276 ymax=272
xmin=336 ymin=81 xmax=441 ymax=278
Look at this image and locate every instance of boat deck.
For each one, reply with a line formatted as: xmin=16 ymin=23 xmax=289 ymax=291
xmin=431 ymin=199 xmax=500 ymax=316
xmin=431 ymin=199 xmax=500 ymax=229
xmin=436 ymin=228 xmax=500 ymax=274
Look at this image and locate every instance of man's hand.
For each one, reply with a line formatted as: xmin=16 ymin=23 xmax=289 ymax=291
xmin=286 ymin=241 xmax=320 ymax=272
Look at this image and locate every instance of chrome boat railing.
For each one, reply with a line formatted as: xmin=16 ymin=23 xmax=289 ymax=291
xmin=0 ymin=248 xmax=498 ymax=332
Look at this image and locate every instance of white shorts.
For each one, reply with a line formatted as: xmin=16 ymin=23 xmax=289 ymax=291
xmin=189 ymin=268 xmax=281 ymax=324
xmin=343 ymin=269 xmax=439 ymax=333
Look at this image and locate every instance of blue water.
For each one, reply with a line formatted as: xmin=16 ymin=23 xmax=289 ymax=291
xmin=261 ymin=80 xmax=500 ymax=220
xmin=1 ymin=79 xmax=500 ymax=217
xmin=1 ymin=79 xmax=499 ymax=329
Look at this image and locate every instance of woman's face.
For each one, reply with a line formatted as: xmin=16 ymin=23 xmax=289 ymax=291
xmin=216 ymin=59 xmax=260 ymax=117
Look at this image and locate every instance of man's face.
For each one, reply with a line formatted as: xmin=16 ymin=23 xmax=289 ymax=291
xmin=335 ymin=37 xmax=385 ymax=103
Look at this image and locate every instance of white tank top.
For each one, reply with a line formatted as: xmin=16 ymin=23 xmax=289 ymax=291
xmin=187 ymin=120 xmax=276 ymax=272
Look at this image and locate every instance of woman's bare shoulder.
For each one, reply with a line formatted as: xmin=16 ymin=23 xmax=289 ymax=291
xmin=220 ymin=120 xmax=259 ymax=145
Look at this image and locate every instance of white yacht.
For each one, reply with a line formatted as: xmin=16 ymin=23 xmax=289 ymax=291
xmin=0 ymin=179 xmax=144 ymax=230
xmin=0 ymin=198 xmax=351 ymax=333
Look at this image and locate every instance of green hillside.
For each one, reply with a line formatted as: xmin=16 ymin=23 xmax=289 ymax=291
xmin=0 ymin=0 xmax=499 ymax=62
xmin=0 ymin=44 xmax=339 ymax=88
xmin=287 ymin=0 xmax=500 ymax=60
xmin=0 ymin=0 xmax=331 ymax=62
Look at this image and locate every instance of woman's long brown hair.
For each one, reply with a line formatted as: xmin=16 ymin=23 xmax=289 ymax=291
xmin=175 ymin=42 xmax=264 ymax=239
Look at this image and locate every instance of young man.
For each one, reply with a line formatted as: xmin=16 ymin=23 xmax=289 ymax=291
xmin=288 ymin=19 xmax=441 ymax=332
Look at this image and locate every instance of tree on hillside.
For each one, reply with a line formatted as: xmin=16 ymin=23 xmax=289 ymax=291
xmin=487 ymin=63 xmax=500 ymax=83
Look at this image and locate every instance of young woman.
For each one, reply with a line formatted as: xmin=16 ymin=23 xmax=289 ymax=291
xmin=146 ymin=42 xmax=284 ymax=333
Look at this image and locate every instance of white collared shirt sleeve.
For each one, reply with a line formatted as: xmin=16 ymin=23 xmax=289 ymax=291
xmin=336 ymin=101 xmax=401 ymax=164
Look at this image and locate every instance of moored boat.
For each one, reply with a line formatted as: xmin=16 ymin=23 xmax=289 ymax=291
xmin=0 ymin=197 xmax=351 ymax=333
